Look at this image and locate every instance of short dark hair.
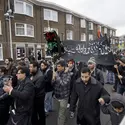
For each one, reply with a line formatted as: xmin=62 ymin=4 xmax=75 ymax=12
xmin=81 ymin=67 xmax=91 ymax=74
xmin=41 ymin=61 xmax=48 ymax=67
xmin=57 ymin=60 xmax=66 ymax=67
xmin=17 ymin=66 xmax=28 ymax=74
xmin=30 ymin=61 xmax=39 ymax=69
xmin=0 ymin=67 xmax=7 ymax=74
xmin=18 ymin=61 xmax=26 ymax=67
xmin=6 ymin=58 xmax=13 ymax=62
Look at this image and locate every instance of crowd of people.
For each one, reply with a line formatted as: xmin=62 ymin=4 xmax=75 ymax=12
xmin=0 ymin=51 xmax=125 ymax=125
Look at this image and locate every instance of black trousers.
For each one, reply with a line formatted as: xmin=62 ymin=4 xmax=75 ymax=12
xmin=32 ymin=96 xmax=46 ymax=125
xmin=0 ymin=106 xmax=9 ymax=125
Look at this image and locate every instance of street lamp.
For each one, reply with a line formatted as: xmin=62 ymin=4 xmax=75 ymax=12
xmin=4 ymin=0 xmax=14 ymax=59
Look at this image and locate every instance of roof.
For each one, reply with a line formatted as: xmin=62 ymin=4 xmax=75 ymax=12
xmin=28 ymin=0 xmax=116 ymax=31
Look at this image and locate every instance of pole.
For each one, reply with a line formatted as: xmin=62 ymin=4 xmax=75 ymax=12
xmin=8 ymin=0 xmax=13 ymax=58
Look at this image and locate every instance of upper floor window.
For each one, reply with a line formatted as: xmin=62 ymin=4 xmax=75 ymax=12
xmin=66 ymin=30 xmax=73 ymax=40
xmin=110 ymin=30 xmax=113 ymax=36
xmin=15 ymin=23 xmax=34 ymax=37
xmin=81 ymin=33 xmax=86 ymax=41
xmin=89 ymin=22 xmax=93 ymax=30
xmin=44 ymin=9 xmax=58 ymax=22
xmin=15 ymin=0 xmax=33 ymax=17
xmin=113 ymin=31 xmax=116 ymax=36
xmin=81 ymin=19 xmax=86 ymax=28
xmin=66 ymin=14 xmax=74 ymax=24
xmin=98 ymin=25 xmax=101 ymax=32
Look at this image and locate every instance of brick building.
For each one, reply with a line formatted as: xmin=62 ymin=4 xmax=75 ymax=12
xmin=0 ymin=0 xmax=116 ymax=62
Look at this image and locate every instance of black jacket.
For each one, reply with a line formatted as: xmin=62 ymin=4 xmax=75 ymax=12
xmin=7 ymin=78 xmax=35 ymax=125
xmin=70 ymin=77 xmax=109 ymax=125
xmin=41 ymin=68 xmax=53 ymax=92
xmin=32 ymin=70 xmax=45 ymax=98
xmin=101 ymin=93 xmax=125 ymax=125
xmin=91 ymin=68 xmax=104 ymax=85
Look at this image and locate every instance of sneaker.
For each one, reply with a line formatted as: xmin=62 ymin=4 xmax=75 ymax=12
xmin=67 ymin=104 xmax=70 ymax=108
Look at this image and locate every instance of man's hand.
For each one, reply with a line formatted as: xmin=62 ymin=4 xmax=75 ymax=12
xmin=65 ymin=67 xmax=69 ymax=73
xmin=118 ymin=75 xmax=123 ymax=79
xmin=3 ymin=85 xmax=13 ymax=94
xmin=53 ymin=72 xmax=56 ymax=80
xmin=114 ymin=65 xmax=118 ymax=69
xmin=98 ymin=98 xmax=105 ymax=105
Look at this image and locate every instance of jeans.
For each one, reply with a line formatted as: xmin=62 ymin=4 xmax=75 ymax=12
xmin=54 ymin=98 xmax=68 ymax=125
xmin=45 ymin=91 xmax=53 ymax=112
xmin=117 ymin=84 xmax=125 ymax=95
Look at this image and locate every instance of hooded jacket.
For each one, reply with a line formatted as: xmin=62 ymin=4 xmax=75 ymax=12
xmin=101 ymin=93 xmax=125 ymax=125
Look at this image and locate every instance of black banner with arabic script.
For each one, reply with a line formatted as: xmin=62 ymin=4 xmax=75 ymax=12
xmin=62 ymin=36 xmax=116 ymax=65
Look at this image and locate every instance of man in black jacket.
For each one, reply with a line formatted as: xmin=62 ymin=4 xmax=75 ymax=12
xmin=88 ymin=57 xmax=104 ymax=85
xmin=40 ymin=61 xmax=53 ymax=115
xmin=3 ymin=66 xmax=35 ymax=125
xmin=70 ymin=67 xmax=109 ymax=125
xmin=29 ymin=61 xmax=46 ymax=125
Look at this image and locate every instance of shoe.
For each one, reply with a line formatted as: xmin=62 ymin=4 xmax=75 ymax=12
xmin=67 ymin=104 xmax=70 ymax=108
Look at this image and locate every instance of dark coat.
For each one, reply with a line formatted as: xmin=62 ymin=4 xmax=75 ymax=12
xmin=31 ymin=70 xmax=45 ymax=98
xmin=70 ymin=77 xmax=109 ymax=125
xmin=41 ymin=68 xmax=53 ymax=92
xmin=91 ymin=68 xmax=104 ymax=85
xmin=7 ymin=78 xmax=35 ymax=125
xmin=101 ymin=93 xmax=125 ymax=125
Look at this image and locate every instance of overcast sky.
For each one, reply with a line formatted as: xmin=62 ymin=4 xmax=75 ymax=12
xmin=40 ymin=0 xmax=125 ymax=36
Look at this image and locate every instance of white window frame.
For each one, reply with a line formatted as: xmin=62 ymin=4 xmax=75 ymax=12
xmin=81 ymin=33 xmax=86 ymax=41
xmin=66 ymin=14 xmax=73 ymax=24
xmin=66 ymin=30 xmax=73 ymax=40
xmin=104 ymin=27 xmax=107 ymax=34
xmin=44 ymin=9 xmax=58 ymax=22
xmin=0 ymin=44 xmax=3 ymax=60
xmin=15 ymin=23 xmax=34 ymax=37
xmin=81 ymin=19 xmax=86 ymax=28
xmin=89 ymin=22 xmax=93 ymax=30
xmin=0 ymin=20 xmax=2 ymax=35
xmin=89 ymin=34 xmax=93 ymax=41
xmin=15 ymin=0 xmax=33 ymax=17
xmin=16 ymin=44 xmax=26 ymax=60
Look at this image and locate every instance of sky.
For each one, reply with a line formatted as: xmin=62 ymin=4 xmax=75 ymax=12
xmin=39 ymin=0 xmax=125 ymax=36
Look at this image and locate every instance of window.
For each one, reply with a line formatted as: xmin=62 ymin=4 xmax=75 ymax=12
xmin=27 ymin=24 xmax=34 ymax=37
xmin=110 ymin=30 xmax=113 ymax=36
xmin=16 ymin=23 xmax=25 ymax=36
xmin=66 ymin=14 xmax=73 ymax=24
xmin=0 ymin=20 xmax=1 ymax=35
xmin=0 ymin=44 xmax=3 ymax=60
xmin=44 ymin=9 xmax=58 ymax=22
xmin=15 ymin=0 xmax=33 ymax=17
xmin=66 ymin=30 xmax=73 ymax=40
xmin=15 ymin=23 xmax=34 ymax=37
xmin=81 ymin=19 xmax=86 ymax=28
xmin=81 ymin=33 xmax=86 ymax=41
xmin=16 ymin=46 xmax=25 ymax=59
xmin=89 ymin=34 xmax=93 ymax=41
xmin=89 ymin=22 xmax=93 ymax=30
xmin=104 ymin=27 xmax=107 ymax=34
